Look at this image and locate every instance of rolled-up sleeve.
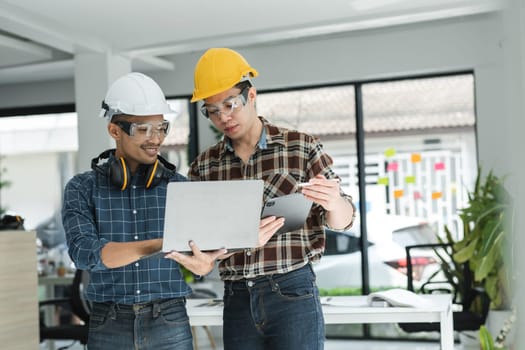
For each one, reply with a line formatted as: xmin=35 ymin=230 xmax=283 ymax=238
xmin=62 ymin=175 xmax=109 ymax=271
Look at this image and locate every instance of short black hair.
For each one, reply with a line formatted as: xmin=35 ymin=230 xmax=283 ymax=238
xmin=110 ymin=114 xmax=130 ymax=123
xmin=234 ymin=80 xmax=252 ymax=91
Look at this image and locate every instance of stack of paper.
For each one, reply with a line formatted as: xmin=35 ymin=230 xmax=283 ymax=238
xmin=367 ymin=289 xmax=437 ymax=308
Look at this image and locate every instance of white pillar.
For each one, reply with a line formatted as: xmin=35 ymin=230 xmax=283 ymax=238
xmin=73 ymin=53 xmax=131 ymax=172
xmin=501 ymin=0 xmax=525 ymax=348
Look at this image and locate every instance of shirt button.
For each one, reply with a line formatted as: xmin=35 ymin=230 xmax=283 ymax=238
xmin=136 ymin=290 xmax=141 ymax=294
xmin=135 ymin=262 xmax=139 ymax=267
xmin=247 ymin=281 xmax=254 ymax=287
xmin=246 ymin=250 xmax=252 ymax=256
xmin=134 ymin=236 xmax=139 ymax=240
xmin=133 ymin=185 xmax=137 ymax=189
xmin=133 ymin=209 xmax=137 ymax=214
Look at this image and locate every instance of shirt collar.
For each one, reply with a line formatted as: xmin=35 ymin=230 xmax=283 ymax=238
xmin=221 ymin=117 xmax=272 ymax=156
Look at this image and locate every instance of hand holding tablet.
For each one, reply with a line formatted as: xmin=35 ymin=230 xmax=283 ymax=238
xmin=261 ymin=193 xmax=313 ymax=235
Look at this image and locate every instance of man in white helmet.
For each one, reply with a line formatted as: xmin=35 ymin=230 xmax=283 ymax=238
xmin=185 ymin=48 xmax=356 ymax=350
xmin=62 ymin=72 xmax=228 ymax=349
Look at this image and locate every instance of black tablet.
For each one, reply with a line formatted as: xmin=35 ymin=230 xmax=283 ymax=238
xmin=261 ymin=193 xmax=313 ymax=235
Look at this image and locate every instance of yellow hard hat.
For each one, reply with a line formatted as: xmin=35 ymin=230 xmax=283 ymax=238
xmin=191 ymin=48 xmax=259 ymax=102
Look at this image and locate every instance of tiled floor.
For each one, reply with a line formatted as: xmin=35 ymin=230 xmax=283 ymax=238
xmin=40 ymin=340 xmax=469 ymax=350
xmin=40 ymin=320 xmax=475 ymax=350
xmin=41 ymin=334 xmax=471 ymax=350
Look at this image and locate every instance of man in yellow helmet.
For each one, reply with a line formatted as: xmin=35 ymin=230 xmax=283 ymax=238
xmin=187 ymin=48 xmax=355 ymax=350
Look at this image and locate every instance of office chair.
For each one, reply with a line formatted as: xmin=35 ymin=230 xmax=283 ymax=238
xmin=39 ymin=269 xmax=90 ymax=349
xmin=398 ymin=243 xmax=490 ymax=333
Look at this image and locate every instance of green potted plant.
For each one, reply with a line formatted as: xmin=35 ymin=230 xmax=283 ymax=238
xmin=415 ymin=168 xmax=513 ymax=347
xmin=453 ymin=168 xmax=513 ymax=311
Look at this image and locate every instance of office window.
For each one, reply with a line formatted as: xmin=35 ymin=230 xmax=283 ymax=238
xmin=0 ymin=113 xmax=77 ymax=229
xmin=257 ymin=73 xmax=477 ymax=340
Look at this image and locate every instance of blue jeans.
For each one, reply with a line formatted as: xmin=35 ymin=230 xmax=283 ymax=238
xmin=88 ymin=297 xmax=193 ymax=350
xmin=223 ymin=264 xmax=325 ymax=350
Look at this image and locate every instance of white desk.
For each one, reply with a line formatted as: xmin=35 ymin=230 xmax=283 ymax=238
xmin=38 ymin=273 xmax=75 ymax=324
xmin=186 ymin=294 xmax=453 ymax=349
xmin=39 ymin=274 xmax=75 ymax=298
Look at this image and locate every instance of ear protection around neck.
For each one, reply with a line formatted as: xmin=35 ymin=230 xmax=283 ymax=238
xmin=91 ymin=149 xmax=175 ymax=191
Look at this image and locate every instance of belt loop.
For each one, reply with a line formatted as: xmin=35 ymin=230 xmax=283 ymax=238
xmin=109 ymin=303 xmax=117 ymax=320
xmin=152 ymin=301 xmax=161 ymax=318
xmin=268 ymin=275 xmax=279 ymax=292
xmin=227 ymin=281 xmax=234 ymax=296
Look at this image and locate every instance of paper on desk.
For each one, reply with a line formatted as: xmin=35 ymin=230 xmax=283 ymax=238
xmin=367 ymin=289 xmax=437 ymax=308
xmin=320 ymin=297 xmax=368 ymax=307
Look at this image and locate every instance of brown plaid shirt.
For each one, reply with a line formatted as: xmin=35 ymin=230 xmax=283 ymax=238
xmin=188 ymin=117 xmax=354 ymax=280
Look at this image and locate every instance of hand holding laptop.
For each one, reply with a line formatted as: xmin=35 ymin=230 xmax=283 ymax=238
xmin=165 ymin=240 xmax=227 ymax=276
xmin=165 ymin=216 xmax=285 ymax=275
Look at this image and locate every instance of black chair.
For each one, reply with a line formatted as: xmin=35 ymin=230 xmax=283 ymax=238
xmin=398 ymin=243 xmax=490 ymax=333
xmin=39 ymin=269 xmax=90 ymax=349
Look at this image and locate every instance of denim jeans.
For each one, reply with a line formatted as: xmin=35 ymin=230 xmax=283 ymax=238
xmin=88 ymin=297 xmax=193 ymax=350
xmin=223 ymin=263 xmax=325 ymax=350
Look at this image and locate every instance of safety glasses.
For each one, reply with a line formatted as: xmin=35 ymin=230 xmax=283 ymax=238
xmin=114 ymin=120 xmax=171 ymax=139
xmin=200 ymin=87 xmax=249 ymax=119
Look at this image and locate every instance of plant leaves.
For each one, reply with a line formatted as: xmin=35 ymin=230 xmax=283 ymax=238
xmin=479 ymin=325 xmax=495 ymax=350
xmin=453 ymin=237 xmax=478 ymax=263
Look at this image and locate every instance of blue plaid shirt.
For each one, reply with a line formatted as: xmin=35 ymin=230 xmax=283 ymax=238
xmin=62 ymin=158 xmax=192 ymax=304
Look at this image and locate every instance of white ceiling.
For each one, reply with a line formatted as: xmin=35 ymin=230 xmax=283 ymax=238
xmin=0 ymin=0 xmax=501 ymax=85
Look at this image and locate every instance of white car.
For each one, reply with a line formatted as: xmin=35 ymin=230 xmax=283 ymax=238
xmin=313 ymin=215 xmax=440 ymax=290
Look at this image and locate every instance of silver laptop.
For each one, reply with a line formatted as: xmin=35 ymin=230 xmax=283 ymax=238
xmin=162 ymin=180 xmax=264 ymax=252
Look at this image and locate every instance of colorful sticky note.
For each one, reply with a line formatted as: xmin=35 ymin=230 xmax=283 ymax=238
xmin=450 ymin=183 xmax=457 ymax=194
xmin=378 ymin=177 xmax=389 ymax=185
xmin=432 ymin=191 xmax=442 ymax=200
xmin=413 ymin=191 xmax=422 ymax=200
xmin=434 ymin=162 xmax=445 ymax=171
xmin=387 ymin=162 xmax=398 ymax=172
xmin=394 ymin=189 xmax=404 ymax=199
xmin=384 ymin=148 xmax=396 ymax=158
xmin=411 ymin=153 xmax=422 ymax=163
xmin=405 ymin=176 xmax=415 ymax=184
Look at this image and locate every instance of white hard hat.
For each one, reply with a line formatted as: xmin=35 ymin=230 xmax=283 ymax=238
xmin=99 ymin=72 xmax=176 ymax=121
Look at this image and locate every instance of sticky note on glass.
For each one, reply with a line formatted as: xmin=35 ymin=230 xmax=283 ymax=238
xmin=387 ymin=162 xmax=398 ymax=172
xmin=432 ymin=191 xmax=442 ymax=199
xmin=378 ymin=177 xmax=389 ymax=185
xmin=411 ymin=153 xmax=421 ymax=163
xmin=384 ymin=148 xmax=396 ymax=158
xmin=394 ymin=189 xmax=404 ymax=199
xmin=414 ymin=191 xmax=422 ymax=200
xmin=405 ymin=176 xmax=415 ymax=184
xmin=434 ymin=162 xmax=445 ymax=171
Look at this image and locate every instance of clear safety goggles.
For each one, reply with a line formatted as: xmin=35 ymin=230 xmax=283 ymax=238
xmin=114 ymin=120 xmax=171 ymax=139
xmin=200 ymin=87 xmax=249 ymax=119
